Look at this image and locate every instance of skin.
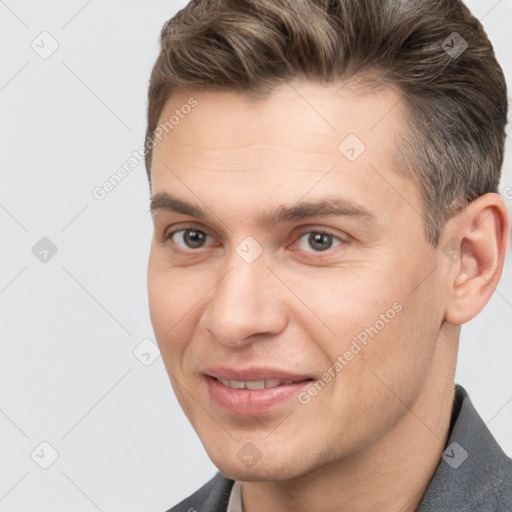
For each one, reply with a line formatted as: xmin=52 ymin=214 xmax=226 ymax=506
xmin=147 ymin=79 xmax=509 ymax=512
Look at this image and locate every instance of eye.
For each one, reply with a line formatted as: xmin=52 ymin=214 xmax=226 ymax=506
xmin=165 ymin=228 xmax=213 ymax=250
xmin=162 ymin=226 xmax=346 ymax=255
xmin=295 ymin=229 xmax=344 ymax=253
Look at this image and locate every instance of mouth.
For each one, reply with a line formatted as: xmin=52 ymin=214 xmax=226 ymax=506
xmin=214 ymin=377 xmax=310 ymax=390
xmin=203 ymin=368 xmax=315 ymax=415
xmin=203 ymin=366 xmax=314 ymax=383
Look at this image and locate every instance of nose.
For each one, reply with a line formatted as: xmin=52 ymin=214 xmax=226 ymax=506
xmin=198 ymin=250 xmax=288 ymax=348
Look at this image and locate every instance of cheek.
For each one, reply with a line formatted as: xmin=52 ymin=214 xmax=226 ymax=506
xmin=292 ymin=268 xmax=401 ymax=351
xmin=147 ymin=259 xmax=192 ymax=356
xmin=306 ymin=264 xmax=438 ymax=392
xmin=346 ymin=278 xmax=441 ymax=402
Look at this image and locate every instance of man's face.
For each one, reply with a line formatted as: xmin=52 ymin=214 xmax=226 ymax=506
xmin=147 ymin=80 xmax=449 ymax=480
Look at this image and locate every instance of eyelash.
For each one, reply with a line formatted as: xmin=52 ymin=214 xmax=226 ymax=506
xmin=161 ymin=225 xmax=346 ymax=255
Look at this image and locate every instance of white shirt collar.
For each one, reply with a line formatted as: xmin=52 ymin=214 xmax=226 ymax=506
xmin=227 ymin=480 xmax=243 ymax=512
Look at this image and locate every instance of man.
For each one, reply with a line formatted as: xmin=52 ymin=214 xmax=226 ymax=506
xmin=144 ymin=0 xmax=512 ymax=510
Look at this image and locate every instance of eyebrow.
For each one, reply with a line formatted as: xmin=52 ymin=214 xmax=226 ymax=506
xmin=149 ymin=192 xmax=377 ymax=227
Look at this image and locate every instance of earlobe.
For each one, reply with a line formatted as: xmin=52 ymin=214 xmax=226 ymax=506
xmin=443 ymin=193 xmax=510 ymax=325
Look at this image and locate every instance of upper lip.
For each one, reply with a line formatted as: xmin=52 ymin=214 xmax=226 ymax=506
xmin=204 ymin=366 xmax=313 ymax=382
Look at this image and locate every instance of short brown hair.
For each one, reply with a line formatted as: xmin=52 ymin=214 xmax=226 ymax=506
xmin=144 ymin=0 xmax=508 ymax=245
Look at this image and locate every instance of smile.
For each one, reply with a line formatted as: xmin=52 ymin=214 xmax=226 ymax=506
xmin=216 ymin=377 xmax=306 ymax=390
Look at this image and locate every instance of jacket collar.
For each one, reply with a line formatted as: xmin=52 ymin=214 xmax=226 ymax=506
xmin=416 ymin=384 xmax=512 ymax=511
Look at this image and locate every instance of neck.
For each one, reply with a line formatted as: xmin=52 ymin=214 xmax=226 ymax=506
xmin=241 ymin=329 xmax=458 ymax=512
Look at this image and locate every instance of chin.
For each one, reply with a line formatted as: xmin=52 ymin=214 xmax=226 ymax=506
xmin=207 ymin=446 xmax=314 ymax=482
xmin=215 ymin=463 xmax=302 ymax=483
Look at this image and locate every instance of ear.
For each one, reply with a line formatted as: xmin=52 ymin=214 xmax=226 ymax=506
xmin=443 ymin=193 xmax=510 ymax=325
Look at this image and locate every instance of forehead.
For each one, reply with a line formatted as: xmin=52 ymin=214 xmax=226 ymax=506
xmin=159 ymin=80 xmax=403 ymax=150
xmin=150 ymin=79 xmax=420 ymax=229
xmin=152 ymin=79 xmax=407 ymax=173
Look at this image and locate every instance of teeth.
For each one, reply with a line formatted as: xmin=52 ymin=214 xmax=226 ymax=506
xmin=217 ymin=378 xmax=290 ymax=389
xmin=264 ymin=378 xmax=282 ymax=388
xmin=220 ymin=379 xmax=245 ymax=389
xmin=246 ymin=380 xmax=265 ymax=390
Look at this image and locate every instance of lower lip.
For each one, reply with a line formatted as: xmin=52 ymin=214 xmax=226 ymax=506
xmin=205 ymin=375 xmax=312 ymax=415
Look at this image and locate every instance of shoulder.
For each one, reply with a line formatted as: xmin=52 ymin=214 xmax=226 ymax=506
xmin=417 ymin=384 xmax=512 ymax=511
xmin=163 ymin=472 xmax=235 ymax=512
xmin=469 ymin=444 xmax=512 ymax=511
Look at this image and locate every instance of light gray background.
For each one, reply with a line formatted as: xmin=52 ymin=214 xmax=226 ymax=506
xmin=1 ymin=1 xmax=511 ymax=511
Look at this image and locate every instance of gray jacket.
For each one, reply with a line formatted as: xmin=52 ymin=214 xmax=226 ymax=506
xmin=166 ymin=384 xmax=512 ymax=511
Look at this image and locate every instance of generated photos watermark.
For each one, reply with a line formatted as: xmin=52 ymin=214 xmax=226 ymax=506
xmin=92 ymin=97 xmax=198 ymax=201
xmin=298 ymin=301 xmax=403 ymax=405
